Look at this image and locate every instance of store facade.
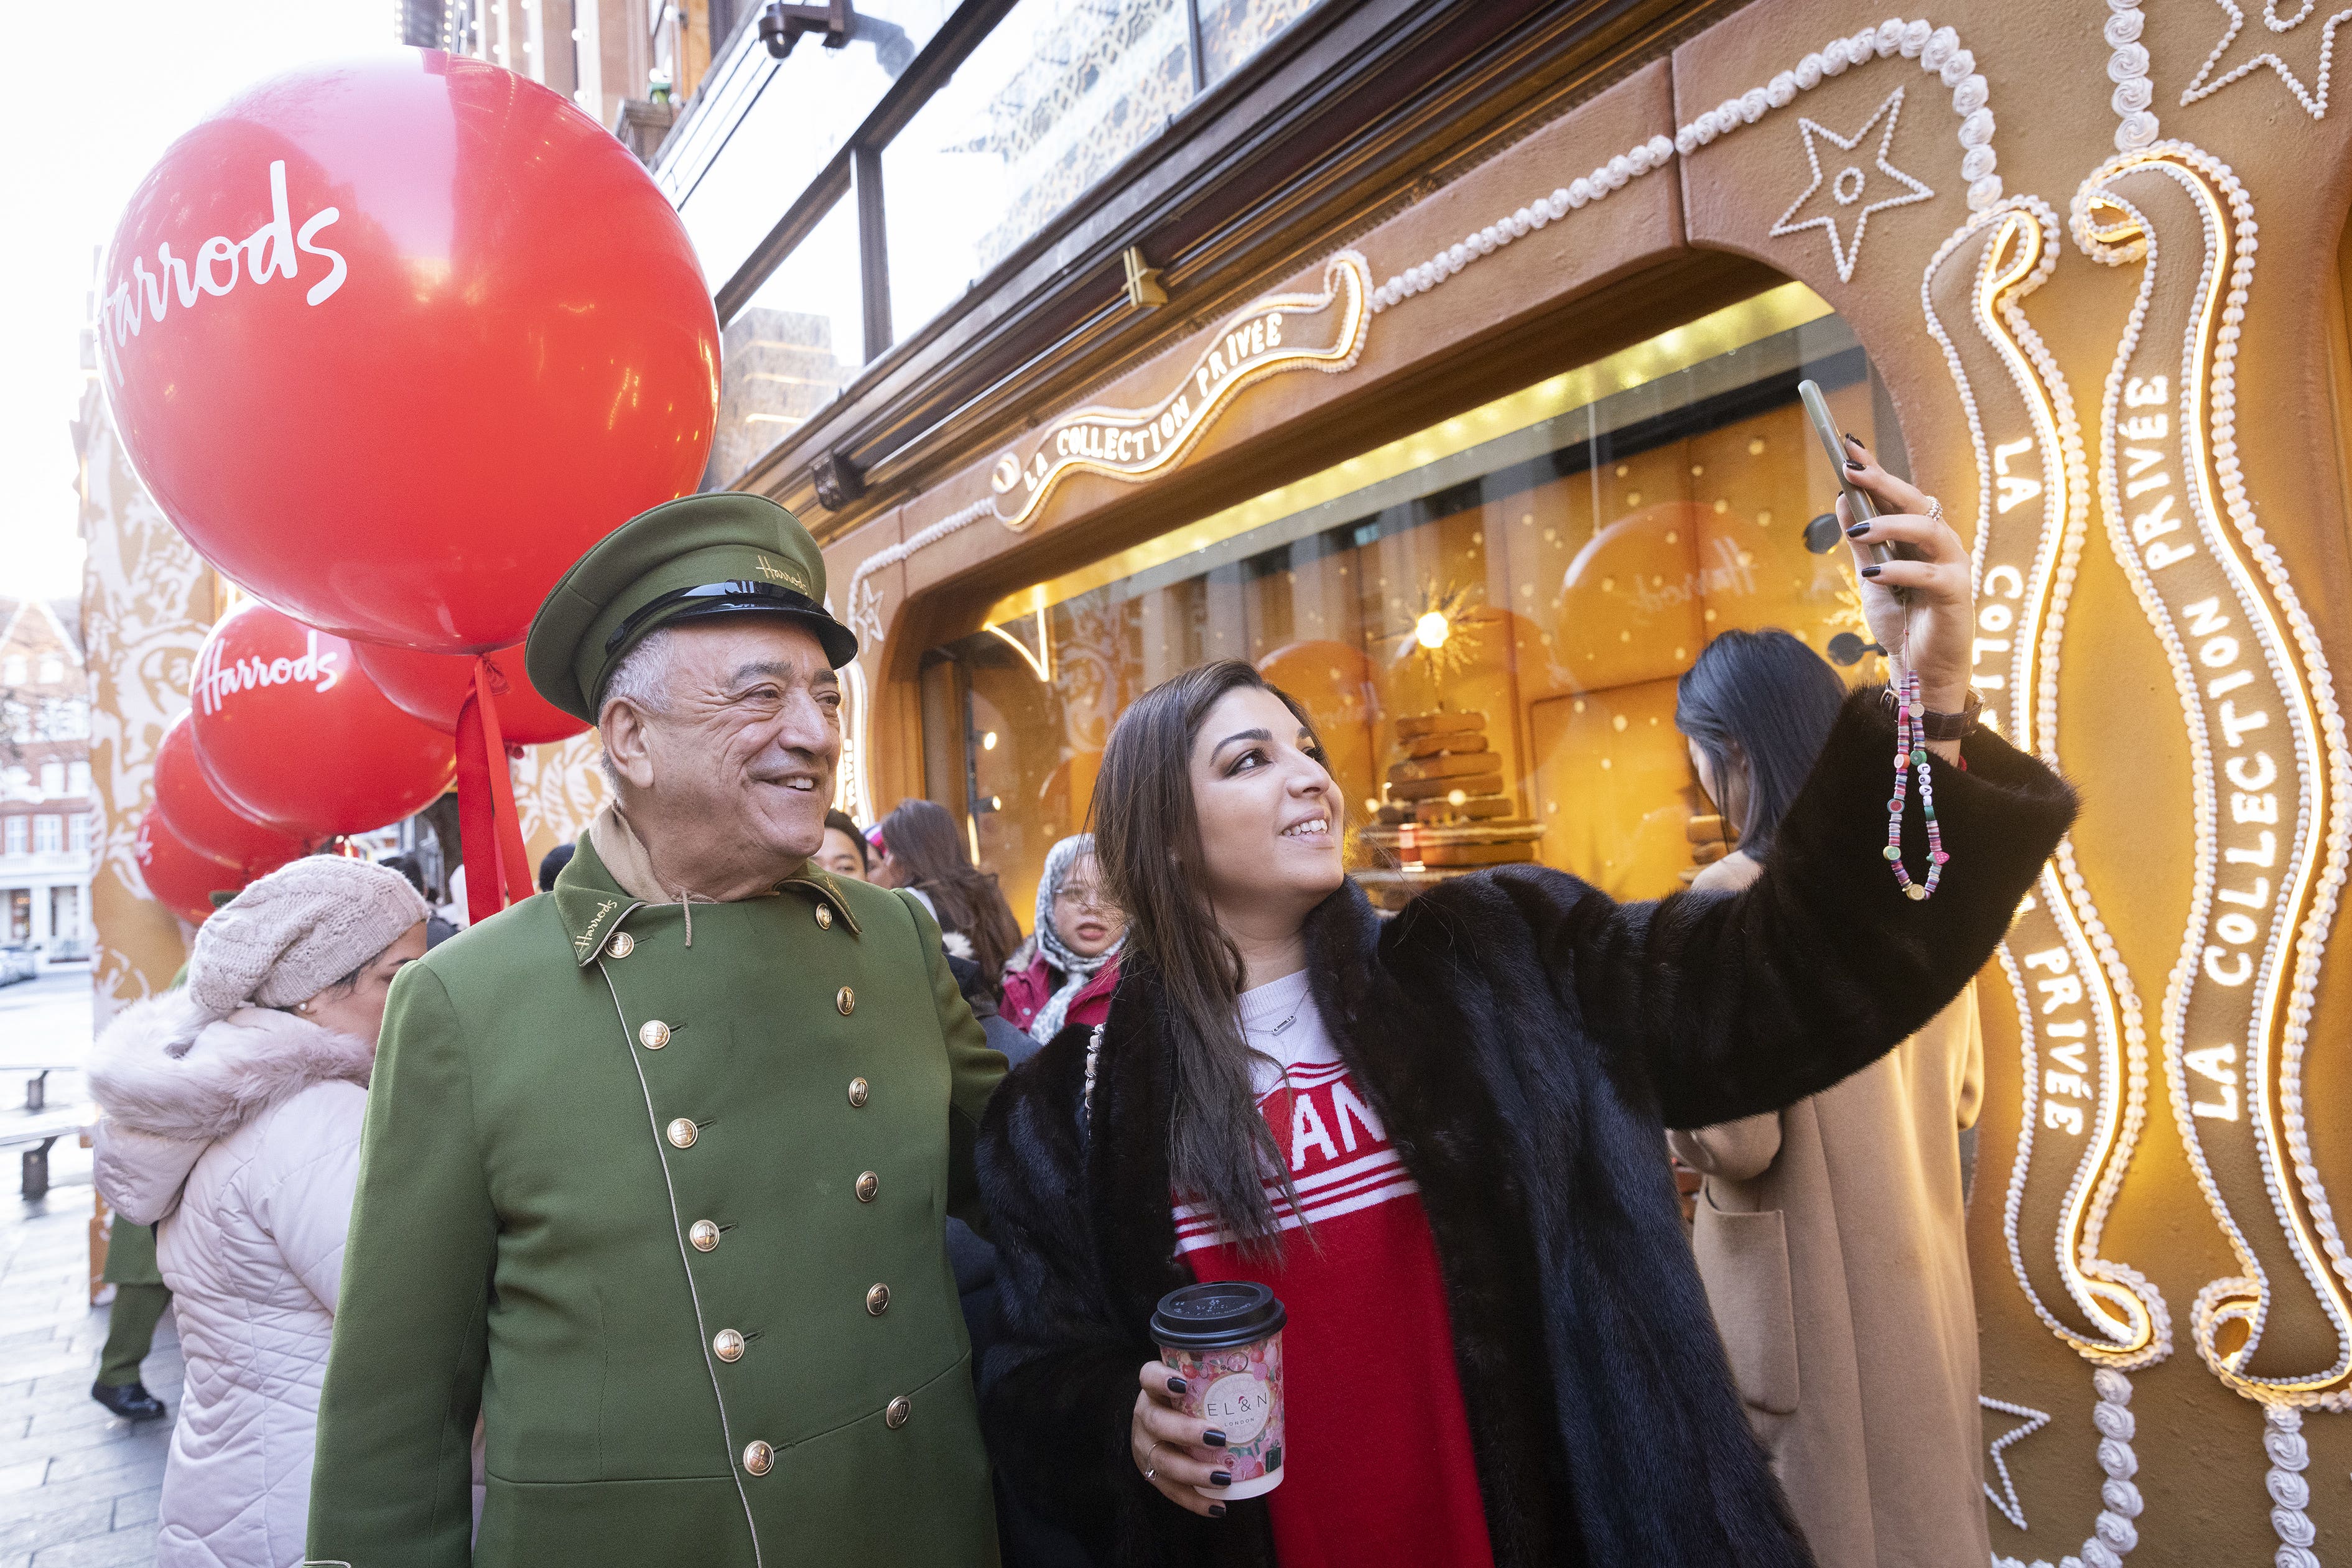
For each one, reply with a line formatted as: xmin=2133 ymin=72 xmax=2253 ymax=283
xmin=663 ymin=0 xmax=2352 ymax=1556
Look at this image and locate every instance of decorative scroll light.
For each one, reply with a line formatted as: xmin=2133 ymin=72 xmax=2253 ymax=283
xmin=987 ymin=251 xmax=1372 ymax=532
xmin=2075 ymin=139 xmax=2352 ymax=1565
xmin=1924 ymin=195 xmax=2160 ymax=1568
xmin=1925 ymin=195 xmax=2167 ymax=1371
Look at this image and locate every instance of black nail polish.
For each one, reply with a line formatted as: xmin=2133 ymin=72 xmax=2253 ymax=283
xmin=1844 ymin=432 xmax=1863 ymax=447
xmin=1211 ymin=1471 xmax=1232 ymax=1488
xmin=1844 ymin=521 xmax=1870 ymax=538
xmin=1209 ymin=1503 xmax=1228 ymax=1518
xmin=1166 ymin=1376 xmax=1188 ymax=1396
xmin=1203 ymin=1429 xmax=1228 ymax=1448
xmin=1861 ymin=564 xmax=1884 ymax=578
xmin=1844 ymin=457 xmax=1865 ymax=470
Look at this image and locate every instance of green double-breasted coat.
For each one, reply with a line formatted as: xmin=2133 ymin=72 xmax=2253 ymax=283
xmin=309 ymin=838 xmax=1007 ymax=1567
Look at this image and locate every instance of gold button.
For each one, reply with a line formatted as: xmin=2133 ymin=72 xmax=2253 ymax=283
xmin=855 ymin=1171 xmax=880 ymax=1203
xmin=865 ymin=1283 xmax=890 ymax=1315
xmin=836 ymin=986 xmax=855 ymax=1015
xmin=666 ymin=1118 xmax=697 ymax=1149
xmin=609 ymin=931 xmax=635 ymax=958
xmin=847 ymin=1077 xmax=870 ymax=1108
xmin=712 ymin=1329 xmax=745 ymax=1363
xmin=741 ymin=1440 xmax=772 ymax=1476
xmin=885 ymin=1396 xmax=911 ymax=1429
xmin=689 ymin=1220 xmax=720 ymax=1252
xmin=638 ymin=1019 xmax=671 ymax=1050
xmin=815 ymin=904 xmax=833 ymax=930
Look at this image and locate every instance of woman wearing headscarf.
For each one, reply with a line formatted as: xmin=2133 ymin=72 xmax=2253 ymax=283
xmin=88 ymin=856 xmax=429 ymax=1568
xmin=1671 ymin=628 xmax=1991 ymax=1568
xmin=1000 ymin=833 xmax=1126 ymax=1041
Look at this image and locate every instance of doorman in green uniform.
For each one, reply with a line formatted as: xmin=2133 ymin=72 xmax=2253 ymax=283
xmin=310 ymin=494 xmax=1008 ymax=1567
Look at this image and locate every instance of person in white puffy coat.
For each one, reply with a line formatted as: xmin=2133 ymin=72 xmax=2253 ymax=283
xmin=89 ymin=856 xmax=429 ymax=1568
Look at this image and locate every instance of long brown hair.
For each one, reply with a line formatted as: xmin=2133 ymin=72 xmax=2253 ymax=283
xmin=875 ymin=799 xmax=1022 ymax=983
xmin=1092 ymin=659 xmax=1326 ymax=1251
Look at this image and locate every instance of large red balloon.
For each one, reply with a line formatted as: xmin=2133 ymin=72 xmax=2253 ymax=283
xmin=152 ymin=710 xmax=312 ymax=874
xmin=97 ymin=52 xmax=718 ymax=653
xmin=136 ymin=813 xmax=241 ymax=926
xmin=191 ymin=602 xmax=457 ymax=837
xmin=353 ymin=641 xmax=588 ymax=745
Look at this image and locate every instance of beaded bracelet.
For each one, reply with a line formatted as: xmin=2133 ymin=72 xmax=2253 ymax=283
xmin=1884 ymin=667 xmax=1949 ymax=900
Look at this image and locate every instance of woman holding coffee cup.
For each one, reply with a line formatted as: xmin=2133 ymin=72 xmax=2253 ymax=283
xmin=977 ymin=450 xmax=2074 ymax=1566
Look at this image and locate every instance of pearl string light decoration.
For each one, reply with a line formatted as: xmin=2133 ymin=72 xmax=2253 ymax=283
xmin=1370 ymin=16 xmax=2012 ymax=316
xmin=1922 ymin=196 xmax=2165 ymax=1375
xmin=1990 ymin=1371 xmax=2147 ymax=1568
xmin=2181 ymin=0 xmax=2352 ymax=119
xmin=2103 ymin=0 xmax=2160 ymax=151
xmin=2075 ymin=142 xmax=2352 ymax=1419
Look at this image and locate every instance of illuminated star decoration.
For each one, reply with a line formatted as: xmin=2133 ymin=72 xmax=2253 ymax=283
xmin=1978 ymin=1395 xmax=2051 ymax=1532
xmin=2182 ymin=0 xmax=2352 ymax=118
xmin=1393 ymin=581 xmax=1483 ymax=684
xmin=1769 ymin=85 xmax=1935 ymax=284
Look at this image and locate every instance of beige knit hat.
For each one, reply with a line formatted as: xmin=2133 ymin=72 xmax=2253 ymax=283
xmin=170 ymin=856 xmax=430 ymax=1054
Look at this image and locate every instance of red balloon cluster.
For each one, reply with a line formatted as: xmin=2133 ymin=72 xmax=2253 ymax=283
xmin=102 ymin=50 xmax=711 ymax=925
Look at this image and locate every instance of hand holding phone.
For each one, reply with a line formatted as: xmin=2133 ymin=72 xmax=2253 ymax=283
xmin=1797 ymin=379 xmax=1894 ymax=570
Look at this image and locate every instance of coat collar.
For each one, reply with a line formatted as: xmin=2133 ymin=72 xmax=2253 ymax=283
xmin=551 ymin=833 xmax=863 ymax=967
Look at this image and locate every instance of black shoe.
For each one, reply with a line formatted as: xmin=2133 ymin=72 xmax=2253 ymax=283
xmin=90 ymin=1381 xmax=167 ymax=1422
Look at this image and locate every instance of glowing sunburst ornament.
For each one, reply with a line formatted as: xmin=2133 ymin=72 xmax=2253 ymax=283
xmin=1395 ymin=582 xmax=1483 ymax=682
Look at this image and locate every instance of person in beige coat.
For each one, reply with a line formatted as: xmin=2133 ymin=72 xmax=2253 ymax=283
xmin=1671 ymin=629 xmax=1993 ymax=1568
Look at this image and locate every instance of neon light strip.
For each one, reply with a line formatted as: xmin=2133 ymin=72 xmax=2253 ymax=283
xmin=2076 ymin=144 xmax=2352 ymax=1404
xmin=1935 ymin=196 xmax=2162 ymax=1362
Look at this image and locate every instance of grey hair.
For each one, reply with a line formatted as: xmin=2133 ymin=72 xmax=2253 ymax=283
xmin=597 ymin=627 xmax=679 ymax=786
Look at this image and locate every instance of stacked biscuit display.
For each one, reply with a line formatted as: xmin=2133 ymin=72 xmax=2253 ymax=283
xmin=1365 ymin=710 xmax=1541 ymax=870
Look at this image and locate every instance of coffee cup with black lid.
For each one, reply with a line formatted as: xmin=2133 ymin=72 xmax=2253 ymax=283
xmin=1152 ymin=1281 xmax=1287 ymax=1499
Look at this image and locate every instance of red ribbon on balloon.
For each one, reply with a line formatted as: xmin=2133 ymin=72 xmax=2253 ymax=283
xmin=355 ymin=641 xmax=587 ymax=924
xmin=453 ymin=662 xmax=536 ymax=925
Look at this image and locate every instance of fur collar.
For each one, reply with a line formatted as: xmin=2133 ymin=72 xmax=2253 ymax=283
xmin=90 ymin=992 xmax=374 ymax=1143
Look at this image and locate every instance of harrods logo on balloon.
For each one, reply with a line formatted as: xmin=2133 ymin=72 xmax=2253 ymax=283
xmin=192 ymin=626 xmax=343 ymax=716
xmin=96 ymin=159 xmax=347 ymax=384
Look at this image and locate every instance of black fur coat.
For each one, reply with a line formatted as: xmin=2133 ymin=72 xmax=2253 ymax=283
xmin=976 ymin=690 xmax=2076 ymax=1567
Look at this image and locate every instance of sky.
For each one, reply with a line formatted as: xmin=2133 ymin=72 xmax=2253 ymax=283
xmin=0 ymin=1 xmax=389 ymax=604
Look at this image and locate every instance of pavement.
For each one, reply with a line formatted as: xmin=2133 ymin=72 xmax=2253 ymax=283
xmin=0 ymin=967 xmax=169 ymax=1568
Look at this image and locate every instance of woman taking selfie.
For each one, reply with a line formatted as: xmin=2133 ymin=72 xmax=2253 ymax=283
xmin=977 ymin=448 xmax=2073 ymax=1567
xmin=1672 ymin=628 xmax=1992 ymax=1568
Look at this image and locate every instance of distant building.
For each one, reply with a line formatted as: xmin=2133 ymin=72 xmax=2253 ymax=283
xmin=0 ymin=597 xmax=94 ymax=960
xmin=401 ymin=0 xmax=729 ymax=155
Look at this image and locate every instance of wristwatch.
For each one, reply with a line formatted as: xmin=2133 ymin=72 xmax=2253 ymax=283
xmin=1919 ymin=687 xmax=1983 ymax=742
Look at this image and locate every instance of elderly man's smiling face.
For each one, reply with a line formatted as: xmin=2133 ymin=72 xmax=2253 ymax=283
xmin=599 ymin=618 xmax=842 ymax=889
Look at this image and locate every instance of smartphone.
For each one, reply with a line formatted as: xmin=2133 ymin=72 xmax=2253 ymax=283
xmin=1797 ymin=379 xmax=1894 ymax=570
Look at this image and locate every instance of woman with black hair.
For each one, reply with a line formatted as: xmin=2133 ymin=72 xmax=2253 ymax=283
xmin=1675 ymin=628 xmax=1852 ymax=870
xmin=1671 ymin=629 xmax=1991 ymax=1568
xmin=873 ymin=797 xmax=1025 ymax=988
xmin=975 ymin=447 xmax=2068 ymax=1567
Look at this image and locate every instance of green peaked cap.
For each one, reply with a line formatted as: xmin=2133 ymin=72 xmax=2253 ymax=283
xmin=524 ymin=493 xmax=859 ymax=723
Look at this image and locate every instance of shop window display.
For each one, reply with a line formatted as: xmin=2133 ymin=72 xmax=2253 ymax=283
xmin=927 ymin=285 xmax=1900 ymax=918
